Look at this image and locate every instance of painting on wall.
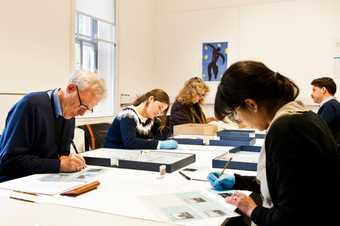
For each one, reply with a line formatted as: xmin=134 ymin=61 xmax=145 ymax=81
xmin=202 ymin=42 xmax=228 ymax=81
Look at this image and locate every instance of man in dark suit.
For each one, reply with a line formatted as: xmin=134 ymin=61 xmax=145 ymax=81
xmin=311 ymin=77 xmax=340 ymax=143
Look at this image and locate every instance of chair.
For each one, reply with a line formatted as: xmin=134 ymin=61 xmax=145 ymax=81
xmin=78 ymin=123 xmax=111 ymax=151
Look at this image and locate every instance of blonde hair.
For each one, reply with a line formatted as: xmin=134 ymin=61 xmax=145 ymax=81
xmin=69 ymin=71 xmax=106 ymax=98
xmin=176 ymin=77 xmax=209 ymax=104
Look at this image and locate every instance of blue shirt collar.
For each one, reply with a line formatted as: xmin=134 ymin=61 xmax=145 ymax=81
xmin=48 ymin=89 xmax=63 ymax=118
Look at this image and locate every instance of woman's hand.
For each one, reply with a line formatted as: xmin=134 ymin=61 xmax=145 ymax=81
xmin=206 ymin=116 xmax=216 ymax=123
xmin=226 ymin=191 xmax=257 ymax=217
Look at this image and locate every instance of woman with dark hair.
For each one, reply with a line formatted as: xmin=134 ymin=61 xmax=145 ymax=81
xmin=104 ymin=89 xmax=177 ymax=149
xmin=208 ymin=61 xmax=340 ymax=226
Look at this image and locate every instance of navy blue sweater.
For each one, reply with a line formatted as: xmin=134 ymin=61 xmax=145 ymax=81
xmin=0 ymin=91 xmax=75 ymax=181
xmin=317 ymin=98 xmax=340 ymax=143
xmin=104 ymin=107 xmax=169 ymax=149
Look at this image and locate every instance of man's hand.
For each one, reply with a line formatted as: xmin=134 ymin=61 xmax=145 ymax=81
xmin=59 ymin=154 xmax=87 ymax=172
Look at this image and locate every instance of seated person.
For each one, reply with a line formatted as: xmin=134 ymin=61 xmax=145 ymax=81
xmin=0 ymin=71 xmax=106 ymax=181
xmin=208 ymin=61 xmax=340 ymax=226
xmin=311 ymin=77 xmax=340 ymax=143
xmin=104 ymin=89 xmax=177 ymax=149
xmin=170 ymin=77 xmax=213 ymax=126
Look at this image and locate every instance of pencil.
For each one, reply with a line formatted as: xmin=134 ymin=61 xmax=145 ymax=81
xmin=219 ymin=157 xmax=233 ymax=177
xmin=71 ymin=140 xmax=79 ymax=154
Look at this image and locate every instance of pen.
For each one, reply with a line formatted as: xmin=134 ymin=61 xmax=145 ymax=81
xmin=179 ymin=171 xmax=191 ymax=180
xmin=179 ymin=171 xmax=208 ymax=182
xmin=71 ymin=140 xmax=79 ymax=154
xmin=220 ymin=157 xmax=233 ymax=177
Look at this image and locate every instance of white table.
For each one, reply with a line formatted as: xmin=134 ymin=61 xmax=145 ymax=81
xmin=0 ymin=196 xmax=180 ymax=226
xmin=0 ymin=143 xmax=262 ymax=226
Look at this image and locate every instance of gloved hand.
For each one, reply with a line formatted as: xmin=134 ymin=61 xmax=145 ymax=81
xmin=207 ymin=172 xmax=235 ymax=191
xmin=159 ymin=140 xmax=178 ymax=149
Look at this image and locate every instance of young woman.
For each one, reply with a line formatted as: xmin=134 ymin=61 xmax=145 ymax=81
xmin=208 ymin=61 xmax=340 ymax=226
xmin=104 ymin=89 xmax=177 ymax=149
xmin=170 ymin=77 xmax=213 ymax=126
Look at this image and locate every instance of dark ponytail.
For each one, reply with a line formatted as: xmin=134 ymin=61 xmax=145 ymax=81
xmin=215 ymin=60 xmax=299 ymax=120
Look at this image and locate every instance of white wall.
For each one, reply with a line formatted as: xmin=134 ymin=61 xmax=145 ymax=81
xmin=77 ymin=0 xmax=115 ymax=22
xmin=0 ymin=0 xmax=73 ymax=93
xmin=154 ymin=0 xmax=340 ymax=115
xmin=0 ymin=0 xmax=74 ymax=130
xmin=117 ymin=0 xmax=157 ymax=102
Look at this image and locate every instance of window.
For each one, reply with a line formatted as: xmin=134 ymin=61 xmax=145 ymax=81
xmin=75 ymin=11 xmax=116 ymax=117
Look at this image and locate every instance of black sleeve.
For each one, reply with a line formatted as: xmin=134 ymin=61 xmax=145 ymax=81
xmin=319 ymin=102 xmax=337 ymax=125
xmin=119 ymin=116 xmax=158 ymax=149
xmin=59 ymin=119 xmax=75 ymax=155
xmin=0 ymin=101 xmax=60 ymax=177
xmin=151 ymin=118 xmax=171 ymax=140
xmin=170 ymin=102 xmax=192 ymax=125
xmin=251 ymin=117 xmax=303 ymax=226
xmin=233 ymin=174 xmax=260 ymax=193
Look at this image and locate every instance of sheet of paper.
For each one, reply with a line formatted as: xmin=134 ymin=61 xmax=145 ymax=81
xmin=0 ymin=168 xmax=105 ymax=195
xmin=141 ymin=191 xmax=239 ymax=223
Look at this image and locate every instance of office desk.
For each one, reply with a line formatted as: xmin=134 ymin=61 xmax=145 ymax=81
xmin=0 ymin=143 xmax=261 ymax=226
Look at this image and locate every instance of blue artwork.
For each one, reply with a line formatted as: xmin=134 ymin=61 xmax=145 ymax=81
xmin=202 ymin=42 xmax=228 ymax=81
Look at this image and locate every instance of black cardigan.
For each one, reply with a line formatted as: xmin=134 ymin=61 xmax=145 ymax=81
xmin=0 ymin=91 xmax=75 ymax=181
xmin=170 ymin=101 xmax=207 ymax=126
xmin=233 ymin=111 xmax=340 ymax=226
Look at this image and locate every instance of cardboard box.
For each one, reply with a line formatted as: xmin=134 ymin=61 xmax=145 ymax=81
xmin=173 ymin=123 xmax=218 ymax=136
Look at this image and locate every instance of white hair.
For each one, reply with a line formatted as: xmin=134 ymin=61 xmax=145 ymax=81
xmin=69 ymin=71 xmax=106 ymax=98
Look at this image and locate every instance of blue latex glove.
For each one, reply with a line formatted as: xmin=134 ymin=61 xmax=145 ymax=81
xmin=159 ymin=140 xmax=178 ymax=149
xmin=207 ymin=172 xmax=235 ymax=191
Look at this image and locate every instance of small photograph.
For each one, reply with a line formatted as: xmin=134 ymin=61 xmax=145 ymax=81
xmin=86 ymin=168 xmax=103 ymax=173
xmin=205 ymin=209 xmax=226 ymax=217
xmin=75 ymin=168 xmax=105 ymax=179
xmin=184 ymin=196 xmax=207 ymax=204
xmin=162 ymin=206 xmax=202 ymax=222
xmin=39 ymin=173 xmax=72 ymax=182
xmin=172 ymin=211 xmax=195 ymax=220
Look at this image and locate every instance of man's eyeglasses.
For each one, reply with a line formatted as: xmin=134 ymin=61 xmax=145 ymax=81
xmin=76 ymin=86 xmax=93 ymax=112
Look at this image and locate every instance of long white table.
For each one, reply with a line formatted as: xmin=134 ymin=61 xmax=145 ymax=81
xmin=0 ymin=196 xmax=181 ymax=226
xmin=0 ymin=143 xmax=261 ymax=226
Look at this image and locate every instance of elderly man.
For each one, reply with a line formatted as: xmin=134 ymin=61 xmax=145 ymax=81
xmin=0 ymin=71 xmax=106 ymax=181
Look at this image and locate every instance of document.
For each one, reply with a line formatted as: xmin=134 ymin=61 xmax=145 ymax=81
xmin=141 ymin=191 xmax=239 ymax=222
xmin=0 ymin=168 xmax=105 ymax=195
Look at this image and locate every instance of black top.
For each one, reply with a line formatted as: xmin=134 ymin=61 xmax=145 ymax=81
xmin=103 ymin=107 xmax=169 ymax=149
xmin=170 ymin=101 xmax=207 ymax=126
xmin=317 ymin=98 xmax=340 ymax=143
xmin=233 ymin=111 xmax=340 ymax=226
xmin=0 ymin=91 xmax=75 ymax=181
